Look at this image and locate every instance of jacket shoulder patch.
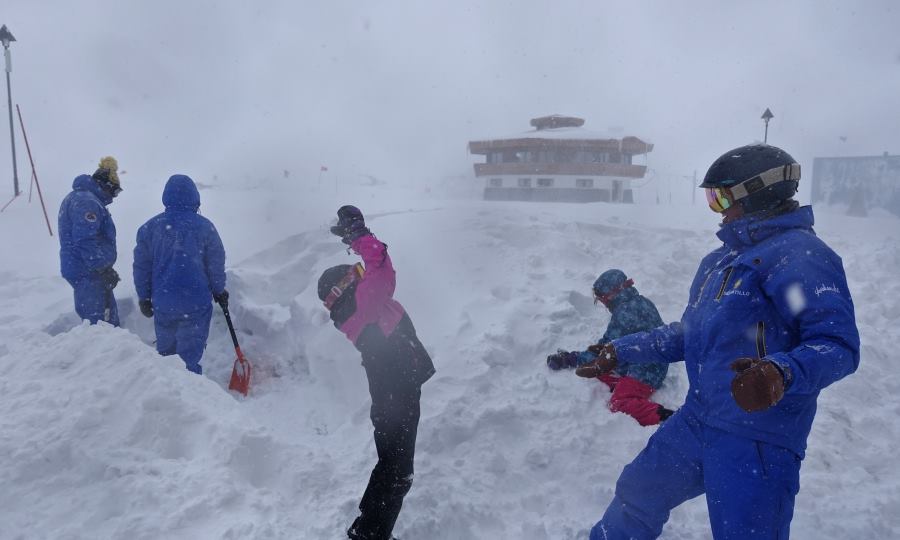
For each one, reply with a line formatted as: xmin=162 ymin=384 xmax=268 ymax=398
xmin=84 ymin=211 xmax=98 ymax=223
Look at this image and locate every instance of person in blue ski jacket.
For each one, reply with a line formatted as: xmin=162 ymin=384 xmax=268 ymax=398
xmin=133 ymin=174 xmax=228 ymax=374
xmin=547 ymin=269 xmax=672 ymax=426
xmin=577 ymin=144 xmax=860 ymax=540
xmin=58 ymin=156 xmax=123 ymax=326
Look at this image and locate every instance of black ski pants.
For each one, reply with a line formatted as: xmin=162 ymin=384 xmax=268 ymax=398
xmin=350 ymin=315 xmax=433 ymax=540
xmin=354 ymin=365 xmax=421 ymax=540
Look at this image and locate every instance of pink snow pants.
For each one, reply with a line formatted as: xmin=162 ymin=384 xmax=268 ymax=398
xmin=598 ymin=374 xmax=663 ymax=426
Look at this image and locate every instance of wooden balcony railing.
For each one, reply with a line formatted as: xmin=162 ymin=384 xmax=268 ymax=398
xmin=473 ymin=162 xmax=647 ymax=178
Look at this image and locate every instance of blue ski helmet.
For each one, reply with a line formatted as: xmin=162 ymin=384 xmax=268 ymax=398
xmin=593 ymin=269 xmax=629 ymax=297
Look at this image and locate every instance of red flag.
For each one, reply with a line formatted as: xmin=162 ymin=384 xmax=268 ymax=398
xmin=320 ymin=165 xmax=328 ymax=172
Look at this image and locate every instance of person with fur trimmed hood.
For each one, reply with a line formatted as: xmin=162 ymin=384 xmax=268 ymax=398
xmin=58 ymin=156 xmax=123 ymax=326
xmin=579 ymin=144 xmax=860 ymax=540
xmin=547 ymin=269 xmax=672 ymax=426
xmin=318 ymin=205 xmax=435 ymax=540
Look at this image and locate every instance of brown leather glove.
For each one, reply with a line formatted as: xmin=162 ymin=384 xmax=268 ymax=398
xmin=575 ymin=343 xmax=618 ymax=378
xmin=730 ymin=358 xmax=785 ymax=413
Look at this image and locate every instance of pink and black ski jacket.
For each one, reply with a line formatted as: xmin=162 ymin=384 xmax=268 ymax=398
xmin=338 ymin=233 xmax=405 ymax=345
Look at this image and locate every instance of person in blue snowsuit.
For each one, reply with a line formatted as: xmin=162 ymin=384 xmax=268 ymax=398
xmin=58 ymin=156 xmax=123 ymax=326
xmin=133 ymin=174 xmax=228 ymax=374
xmin=547 ymin=269 xmax=672 ymax=426
xmin=577 ymin=144 xmax=860 ymax=539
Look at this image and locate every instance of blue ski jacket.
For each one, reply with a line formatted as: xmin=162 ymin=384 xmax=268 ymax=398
xmin=613 ymin=206 xmax=859 ymax=457
xmin=58 ymin=175 xmax=117 ymax=282
xmin=133 ymin=175 xmax=226 ymax=315
xmin=575 ymin=287 xmax=668 ymax=388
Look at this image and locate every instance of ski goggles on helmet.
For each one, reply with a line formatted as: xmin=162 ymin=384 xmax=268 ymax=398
xmin=323 ymin=263 xmax=364 ymax=310
xmin=705 ymin=187 xmax=732 ymax=213
xmin=594 ymin=278 xmax=634 ymax=307
xmin=704 ymin=163 xmax=801 ymax=213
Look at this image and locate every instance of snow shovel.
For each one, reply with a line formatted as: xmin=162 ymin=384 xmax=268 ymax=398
xmin=221 ymin=302 xmax=251 ymax=396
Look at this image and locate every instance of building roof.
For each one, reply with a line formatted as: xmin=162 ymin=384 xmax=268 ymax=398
xmin=530 ymin=115 xmax=585 ymax=130
xmin=469 ymin=115 xmax=653 ymax=155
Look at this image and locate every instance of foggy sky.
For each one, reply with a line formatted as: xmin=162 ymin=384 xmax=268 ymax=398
xmin=2 ymin=0 xmax=899 ymax=201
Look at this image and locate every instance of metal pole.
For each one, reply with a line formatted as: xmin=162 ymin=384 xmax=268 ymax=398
xmin=16 ymin=104 xmax=53 ymax=236
xmin=4 ymin=46 xmax=18 ymax=196
xmin=761 ymin=108 xmax=774 ymax=145
xmin=691 ymin=170 xmax=697 ymax=205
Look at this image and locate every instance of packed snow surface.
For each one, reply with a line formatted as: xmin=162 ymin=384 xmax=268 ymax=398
xmin=1 ymin=177 xmax=898 ymax=539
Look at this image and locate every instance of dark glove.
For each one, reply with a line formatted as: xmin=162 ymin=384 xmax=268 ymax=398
xmin=99 ymin=267 xmax=120 ymax=290
xmin=213 ymin=289 xmax=229 ymax=307
xmin=730 ymin=358 xmax=785 ymax=413
xmin=330 ymin=205 xmax=370 ymax=245
xmin=139 ymin=299 xmax=154 ymax=318
xmin=547 ymin=350 xmax=579 ymax=370
xmin=575 ymin=343 xmax=618 ymax=378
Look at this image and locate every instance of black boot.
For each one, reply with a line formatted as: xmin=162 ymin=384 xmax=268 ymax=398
xmin=657 ymin=405 xmax=674 ymax=422
xmin=347 ymin=516 xmax=400 ymax=540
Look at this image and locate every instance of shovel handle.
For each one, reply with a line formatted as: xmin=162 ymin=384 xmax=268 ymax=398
xmin=220 ymin=302 xmax=242 ymax=353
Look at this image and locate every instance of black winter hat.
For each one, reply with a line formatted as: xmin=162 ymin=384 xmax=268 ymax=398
xmin=317 ymin=264 xmax=359 ymax=326
xmin=91 ymin=156 xmax=122 ymax=196
xmin=318 ymin=265 xmax=353 ymax=301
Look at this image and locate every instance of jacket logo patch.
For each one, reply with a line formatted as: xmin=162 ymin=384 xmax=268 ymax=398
xmin=84 ymin=211 xmax=98 ymax=222
xmin=724 ymin=277 xmax=751 ymax=297
xmin=814 ymin=284 xmax=841 ymax=296
xmin=723 ymin=288 xmax=751 ymax=297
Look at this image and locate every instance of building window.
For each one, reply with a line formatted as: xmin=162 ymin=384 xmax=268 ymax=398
xmin=576 ymin=178 xmax=594 ymax=188
xmin=489 ymin=178 xmax=503 ymax=187
xmin=518 ymin=178 xmax=532 ymax=188
xmin=516 ymin=151 xmax=534 ymax=163
xmin=537 ymin=178 xmax=554 ymax=187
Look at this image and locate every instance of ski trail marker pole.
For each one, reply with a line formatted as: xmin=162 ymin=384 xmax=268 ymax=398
xmin=221 ymin=301 xmax=251 ymax=396
xmin=16 ymin=104 xmax=52 ymax=236
xmin=0 ymin=192 xmax=17 ymax=212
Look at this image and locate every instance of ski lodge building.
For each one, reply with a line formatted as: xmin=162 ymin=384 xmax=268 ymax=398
xmin=468 ymin=115 xmax=654 ymax=203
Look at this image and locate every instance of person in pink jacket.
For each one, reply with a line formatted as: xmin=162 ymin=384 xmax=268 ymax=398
xmin=318 ymin=205 xmax=435 ymax=540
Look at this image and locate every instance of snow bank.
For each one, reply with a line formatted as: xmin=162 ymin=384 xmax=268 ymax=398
xmin=1 ymin=180 xmax=898 ymax=539
xmin=0 ymin=323 xmax=316 ymax=539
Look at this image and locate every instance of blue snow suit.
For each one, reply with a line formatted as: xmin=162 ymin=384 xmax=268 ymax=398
xmin=592 ymin=206 xmax=860 ymax=540
xmin=133 ymin=175 xmax=226 ymax=374
xmin=574 ymin=287 xmax=668 ymax=389
xmin=58 ymin=174 xmax=119 ymax=325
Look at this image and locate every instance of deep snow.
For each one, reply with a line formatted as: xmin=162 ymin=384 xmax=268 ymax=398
xmin=1 ymin=176 xmax=898 ymax=539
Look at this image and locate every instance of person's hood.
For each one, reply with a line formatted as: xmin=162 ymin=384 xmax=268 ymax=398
xmin=72 ymin=174 xmax=113 ymax=206
xmin=716 ymin=205 xmax=814 ymax=249
xmin=162 ymin=174 xmax=200 ymax=212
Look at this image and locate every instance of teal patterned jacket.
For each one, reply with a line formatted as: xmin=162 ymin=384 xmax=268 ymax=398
xmin=575 ymin=287 xmax=669 ymax=388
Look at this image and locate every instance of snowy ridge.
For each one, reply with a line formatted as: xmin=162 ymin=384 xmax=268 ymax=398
xmin=1 ymin=184 xmax=898 ymax=538
xmin=0 ymin=324 xmax=309 ymax=539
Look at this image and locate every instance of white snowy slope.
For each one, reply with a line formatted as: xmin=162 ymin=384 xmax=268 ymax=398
xmin=0 ymin=178 xmax=898 ymax=540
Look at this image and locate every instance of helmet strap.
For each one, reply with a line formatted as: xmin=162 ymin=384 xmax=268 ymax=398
xmin=729 ymin=163 xmax=800 ymax=202
xmin=323 ymin=263 xmax=364 ymax=310
xmin=595 ymin=278 xmax=634 ymax=307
